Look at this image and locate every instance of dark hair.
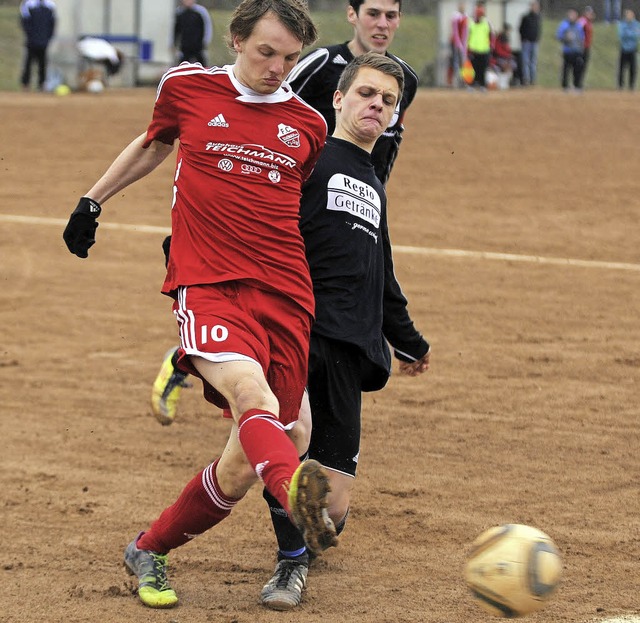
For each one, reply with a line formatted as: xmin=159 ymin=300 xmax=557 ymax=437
xmin=336 ymin=50 xmax=404 ymax=97
xmin=349 ymin=0 xmax=402 ymax=14
xmin=227 ymin=0 xmax=318 ymax=49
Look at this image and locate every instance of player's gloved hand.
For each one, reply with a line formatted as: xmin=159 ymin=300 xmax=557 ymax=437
xmin=63 ymin=197 xmax=102 ymax=258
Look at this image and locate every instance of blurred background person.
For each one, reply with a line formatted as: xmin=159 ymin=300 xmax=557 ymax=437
xmin=467 ymin=2 xmax=492 ymax=90
xmin=576 ymin=5 xmax=595 ymax=89
xmin=604 ymin=0 xmax=621 ymax=24
xmin=519 ymin=1 xmax=541 ymax=86
xmin=19 ymin=0 xmax=56 ymax=91
xmin=491 ymin=23 xmax=517 ymax=86
xmin=173 ymin=0 xmax=213 ymax=66
xmin=556 ymin=8 xmax=584 ymax=91
xmin=617 ymin=8 xmax=640 ymax=90
xmin=450 ymin=2 xmax=469 ymax=87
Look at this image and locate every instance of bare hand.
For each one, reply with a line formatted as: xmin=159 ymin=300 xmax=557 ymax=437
xmin=398 ymin=350 xmax=431 ymax=377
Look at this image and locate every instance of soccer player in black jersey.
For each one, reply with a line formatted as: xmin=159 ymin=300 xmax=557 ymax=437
xmin=287 ymin=0 xmax=418 ymax=185
xmin=260 ymin=51 xmax=430 ymax=611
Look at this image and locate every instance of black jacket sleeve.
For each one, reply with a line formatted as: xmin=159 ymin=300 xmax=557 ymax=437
xmin=380 ymin=209 xmax=430 ymax=362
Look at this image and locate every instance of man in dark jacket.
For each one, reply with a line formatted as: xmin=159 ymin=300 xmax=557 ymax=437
xmin=173 ymin=0 xmax=213 ymax=66
xmin=20 ymin=0 xmax=56 ymax=91
xmin=518 ymin=0 xmax=541 ymax=86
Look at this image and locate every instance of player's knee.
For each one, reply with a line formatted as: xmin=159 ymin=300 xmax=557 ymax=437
xmin=286 ymin=395 xmax=312 ymax=454
xmin=233 ymin=376 xmax=279 ymax=415
xmin=327 ymin=487 xmax=351 ymax=524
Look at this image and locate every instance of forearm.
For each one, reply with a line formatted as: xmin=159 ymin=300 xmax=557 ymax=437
xmin=85 ymin=133 xmax=174 ymax=204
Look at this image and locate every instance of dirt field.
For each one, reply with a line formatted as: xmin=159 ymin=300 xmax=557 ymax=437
xmin=1 ymin=86 xmax=639 ymax=623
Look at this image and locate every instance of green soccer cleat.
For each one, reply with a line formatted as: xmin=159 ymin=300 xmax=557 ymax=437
xmin=288 ymin=459 xmax=338 ymax=555
xmin=151 ymin=347 xmax=190 ymax=425
xmin=124 ymin=536 xmax=178 ymax=608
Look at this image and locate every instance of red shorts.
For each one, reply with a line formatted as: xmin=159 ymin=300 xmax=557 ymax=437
xmin=172 ymin=282 xmax=312 ymax=426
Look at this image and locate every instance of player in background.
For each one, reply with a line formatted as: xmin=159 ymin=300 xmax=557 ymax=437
xmin=19 ymin=0 xmax=56 ymax=92
xmin=450 ymin=2 xmax=469 ymax=88
xmin=172 ymin=0 xmax=213 ymax=66
xmin=63 ymin=0 xmax=338 ymax=609
xmin=287 ymin=0 xmax=416 ymax=186
xmin=260 ymin=51 xmax=430 ymax=611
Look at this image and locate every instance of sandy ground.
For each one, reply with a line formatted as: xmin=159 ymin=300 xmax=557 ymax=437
xmin=1 ymin=86 xmax=639 ymax=623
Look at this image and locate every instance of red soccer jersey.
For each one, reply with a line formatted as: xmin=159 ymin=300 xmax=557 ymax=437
xmin=144 ymin=63 xmax=327 ymax=316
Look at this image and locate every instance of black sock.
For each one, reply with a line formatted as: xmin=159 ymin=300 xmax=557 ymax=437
xmin=263 ymin=487 xmax=307 ymax=558
xmin=262 ymin=488 xmax=306 ymax=558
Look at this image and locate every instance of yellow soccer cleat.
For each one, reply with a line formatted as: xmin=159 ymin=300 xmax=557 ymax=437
xmin=151 ymin=347 xmax=190 ymax=425
xmin=124 ymin=536 xmax=178 ymax=609
xmin=288 ymin=460 xmax=338 ymax=555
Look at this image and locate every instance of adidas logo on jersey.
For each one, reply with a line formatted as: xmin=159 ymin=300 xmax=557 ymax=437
xmin=332 ymin=54 xmax=348 ymax=65
xmin=208 ymin=113 xmax=229 ymax=128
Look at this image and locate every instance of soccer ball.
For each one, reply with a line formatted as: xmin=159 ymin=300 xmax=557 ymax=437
xmin=86 ymin=79 xmax=104 ymax=94
xmin=54 ymin=84 xmax=71 ymax=97
xmin=464 ymin=524 xmax=562 ymax=617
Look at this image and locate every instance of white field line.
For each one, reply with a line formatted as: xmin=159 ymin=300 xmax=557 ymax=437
xmin=3 ymin=213 xmax=640 ymax=273
xmin=393 ymin=244 xmax=640 ymax=272
xmin=0 ymin=214 xmax=171 ymax=235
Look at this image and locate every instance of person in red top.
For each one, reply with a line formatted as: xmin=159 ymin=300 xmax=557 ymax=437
xmin=450 ymin=2 xmax=469 ymax=87
xmin=491 ymin=23 xmax=517 ymax=78
xmin=62 ymin=0 xmax=338 ymax=609
xmin=577 ymin=5 xmax=595 ymax=89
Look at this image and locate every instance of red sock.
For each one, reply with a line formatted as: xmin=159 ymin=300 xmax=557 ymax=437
xmin=137 ymin=460 xmax=240 ymax=553
xmin=237 ymin=409 xmax=300 ymax=513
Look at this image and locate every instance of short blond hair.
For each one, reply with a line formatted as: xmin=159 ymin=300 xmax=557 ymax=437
xmin=336 ymin=51 xmax=404 ymax=98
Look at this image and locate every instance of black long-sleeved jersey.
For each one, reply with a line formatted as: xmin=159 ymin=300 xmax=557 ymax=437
xmin=288 ymin=42 xmax=419 ymax=186
xmin=300 ymin=137 xmax=429 ymax=391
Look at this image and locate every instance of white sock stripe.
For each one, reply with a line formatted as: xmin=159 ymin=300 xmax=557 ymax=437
xmin=201 ymin=463 xmax=236 ymax=511
xmin=238 ymin=412 xmax=286 ymax=434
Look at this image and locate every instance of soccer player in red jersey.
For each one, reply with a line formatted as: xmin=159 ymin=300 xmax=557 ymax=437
xmin=63 ymin=0 xmax=337 ymax=609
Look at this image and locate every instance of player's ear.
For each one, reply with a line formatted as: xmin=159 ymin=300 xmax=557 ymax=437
xmin=232 ymin=34 xmax=243 ymax=54
xmin=332 ymin=89 xmax=343 ymax=111
xmin=347 ymin=5 xmax=357 ymax=26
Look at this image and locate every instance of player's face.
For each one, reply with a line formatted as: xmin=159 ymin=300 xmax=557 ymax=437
xmin=232 ymin=12 xmax=303 ymax=94
xmin=348 ymin=0 xmax=401 ymax=56
xmin=333 ymin=67 xmax=399 ymax=149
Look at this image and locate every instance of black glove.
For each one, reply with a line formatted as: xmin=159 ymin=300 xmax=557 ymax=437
xmin=63 ymin=197 xmax=102 ymax=258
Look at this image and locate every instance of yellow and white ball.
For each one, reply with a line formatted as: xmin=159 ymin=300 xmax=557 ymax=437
xmin=464 ymin=524 xmax=562 ymax=617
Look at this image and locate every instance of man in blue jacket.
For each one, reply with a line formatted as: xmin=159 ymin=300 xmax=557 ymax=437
xmin=556 ymin=8 xmax=585 ymax=91
xmin=20 ymin=0 xmax=56 ymax=91
xmin=617 ymin=9 xmax=640 ymax=89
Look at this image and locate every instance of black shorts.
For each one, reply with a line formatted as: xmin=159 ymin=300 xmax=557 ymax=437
xmin=307 ymin=335 xmax=366 ymax=477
